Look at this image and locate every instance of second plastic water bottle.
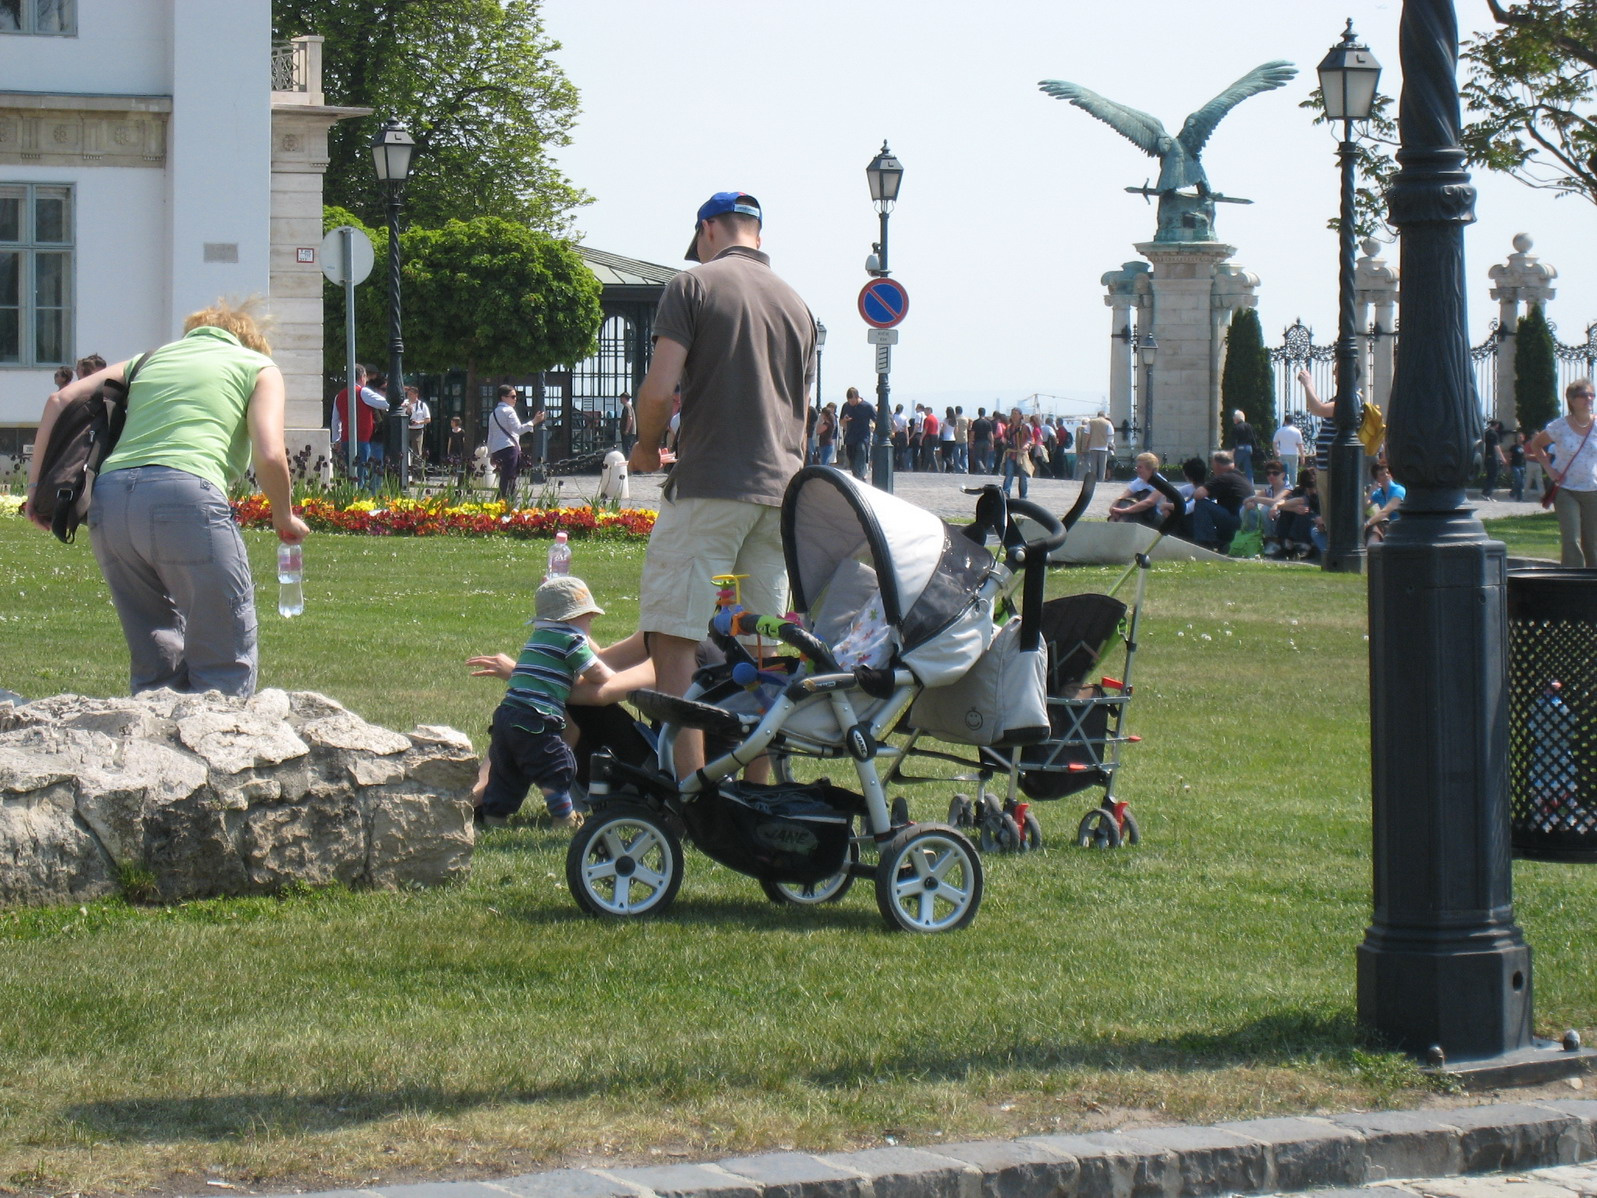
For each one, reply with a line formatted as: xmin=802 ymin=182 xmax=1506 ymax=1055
xmin=546 ymin=530 xmax=571 ymax=579
xmin=277 ymin=542 xmax=304 ymax=617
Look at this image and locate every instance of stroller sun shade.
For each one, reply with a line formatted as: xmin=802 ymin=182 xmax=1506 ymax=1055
xmin=780 ymin=467 xmax=997 ymax=688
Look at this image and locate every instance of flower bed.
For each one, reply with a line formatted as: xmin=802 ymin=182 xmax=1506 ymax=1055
xmin=229 ymin=494 xmax=656 ymax=539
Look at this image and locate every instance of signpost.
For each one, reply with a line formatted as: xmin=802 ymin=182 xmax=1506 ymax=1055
xmin=859 ymin=278 xmax=908 ymax=491
xmin=321 ymin=226 xmax=374 ymax=479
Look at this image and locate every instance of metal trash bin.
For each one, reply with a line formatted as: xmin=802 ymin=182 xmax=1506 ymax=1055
xmin=1508 ymin=568 xmax=1597 ymax=861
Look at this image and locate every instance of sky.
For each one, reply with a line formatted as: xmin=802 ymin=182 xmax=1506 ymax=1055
xmin=539 ymin=0 xmax=1593 ymax=420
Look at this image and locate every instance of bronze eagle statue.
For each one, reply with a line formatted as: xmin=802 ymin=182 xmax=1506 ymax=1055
xmin=1039 ymin=61 xmax=1298 ymax=199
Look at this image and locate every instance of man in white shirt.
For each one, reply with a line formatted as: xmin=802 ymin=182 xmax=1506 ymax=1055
xmin=406 ymin=386 xmax=431 ymax=479
xmin=1272 ymin=415 xmax=1306 ymax=486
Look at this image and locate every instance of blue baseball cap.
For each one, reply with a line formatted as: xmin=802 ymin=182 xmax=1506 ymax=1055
xmin=685 ymin=191 xmax=762 ymax=261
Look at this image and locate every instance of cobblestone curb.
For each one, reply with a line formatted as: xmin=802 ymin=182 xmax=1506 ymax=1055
xmin=264 ymin=1100 xmax=1597 ymax=1198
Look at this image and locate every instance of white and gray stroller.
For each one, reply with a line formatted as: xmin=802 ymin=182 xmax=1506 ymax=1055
xmin=565 ymin=466 xmax=1066 ymax=933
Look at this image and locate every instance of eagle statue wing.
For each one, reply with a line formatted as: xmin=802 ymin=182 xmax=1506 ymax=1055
xmin=1038 ymin=78 xmax=1168 ymax=159
xmin=1177 ymin=60 xmax=1298 ymax=159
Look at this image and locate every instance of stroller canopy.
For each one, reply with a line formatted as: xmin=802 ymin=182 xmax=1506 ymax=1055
xmin=781 ymin=467 xmax=996 ymax=687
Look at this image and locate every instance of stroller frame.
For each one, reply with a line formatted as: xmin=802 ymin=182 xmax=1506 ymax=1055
xmin=884 ymin=470 xmax=1179 ymax=853
xmin=564 ymin=468 xmax=1066 ymax=933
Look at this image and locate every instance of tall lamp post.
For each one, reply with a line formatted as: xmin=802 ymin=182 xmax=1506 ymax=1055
xmin=1359 ymin=0 xmax=1593 ymax=1082
xmin=371 ymin=118 xmax=418 ymax=491
xmin=814 ymin=321 xmax=827 ymax=463
xmin=1317 ymin=22 xmax=1381 ymax=574
xmin=866 ymin=141 xmax=902 ymax=492
xmin=1137 ymin=334 xmax=1158 ymax=453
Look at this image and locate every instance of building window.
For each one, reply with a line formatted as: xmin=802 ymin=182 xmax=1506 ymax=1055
xmin=0 ymin=0 xmax=76 ymax=34
xmin=0 ymin=184 xmax=73 ymax=367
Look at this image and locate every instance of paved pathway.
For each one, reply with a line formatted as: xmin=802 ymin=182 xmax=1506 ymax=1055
xmin=586 ymin=465 xmax=1548 ymax=530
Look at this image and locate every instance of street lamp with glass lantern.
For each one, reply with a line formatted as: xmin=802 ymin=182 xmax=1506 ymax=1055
xmin=866 ymin=141 xmax=902 ymax=491
xmin=370 ymin=118 xmax=418 ymax=491
xmin=1316 ymin=20 xmax=1381 ymax=572
xmin=1137 ymin=333 xmax=1158 ymax=453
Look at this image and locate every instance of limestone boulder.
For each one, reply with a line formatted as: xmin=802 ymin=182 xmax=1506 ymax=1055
xmin=0 ymin=689 xmax=476 ymax=907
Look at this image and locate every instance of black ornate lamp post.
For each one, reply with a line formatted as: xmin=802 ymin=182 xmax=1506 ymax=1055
xmin=1359 ymin=0 xmax=1593 ymax=1082
xmin=1137 ymin=334 xmax=1157 ymax=453
xmin=1317 ymin=21 xmax=1382 ymax=574
xmin=370 ymin=118 xmax=418 ymax=491
xmin=866 ymin=141 xmax=902 ymax=492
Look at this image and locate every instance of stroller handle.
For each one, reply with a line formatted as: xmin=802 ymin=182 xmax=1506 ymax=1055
xmin=1004 ymin=498 xmax=1068 ymax=563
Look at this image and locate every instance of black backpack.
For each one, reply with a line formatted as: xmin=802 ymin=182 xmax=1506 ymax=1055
xmin=33 ymin=349 xmax=156 ymax=544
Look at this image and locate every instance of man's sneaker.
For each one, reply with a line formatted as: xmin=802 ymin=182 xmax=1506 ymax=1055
xmin=472 ymin=806 xmax=509 ymax=829
xmin=552 ymin=811 xmax=585 ymax=831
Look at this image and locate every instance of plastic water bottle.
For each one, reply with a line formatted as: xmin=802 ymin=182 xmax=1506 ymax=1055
xmin=277 ymin=543 xmax=304 ymax=618
xmin=546 ymin=531 xmax=571 ymax=579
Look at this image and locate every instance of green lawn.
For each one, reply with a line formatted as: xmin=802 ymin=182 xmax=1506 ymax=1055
xmin=0 ymin=511 xmax=1588 ymax=1197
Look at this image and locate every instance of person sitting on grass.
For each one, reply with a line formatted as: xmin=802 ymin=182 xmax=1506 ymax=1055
xmin=1188 ymin=450 xmax=1253 ymax=554
xmin=465 ymin=575 xmax=638 ymax=830
xmin=1364 ymin=459 xmax=1406 ymax=546
xmin=1271 ymin=467 xmax=1323 ymax=561
xmin=1107 ymin=452 xmax=1170 ymax=528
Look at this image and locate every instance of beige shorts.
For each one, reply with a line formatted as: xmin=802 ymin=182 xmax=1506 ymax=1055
xmin=638 ymin=496 xmax=789 ymax=641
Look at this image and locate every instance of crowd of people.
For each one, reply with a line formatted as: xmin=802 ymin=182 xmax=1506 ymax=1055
xmin=805 ymin=401 xmax=1122 ymax=491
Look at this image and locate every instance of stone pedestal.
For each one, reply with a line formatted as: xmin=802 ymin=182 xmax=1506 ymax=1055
xmin=1135 ymin=241 xmax=1240 ymax=461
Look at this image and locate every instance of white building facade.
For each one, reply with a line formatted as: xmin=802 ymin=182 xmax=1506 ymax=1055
xmin=1 ymin=0 xmax=354 ymax=449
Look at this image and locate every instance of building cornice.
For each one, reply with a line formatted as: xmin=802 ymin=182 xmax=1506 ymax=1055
xmin=0 ymin=92 xmax=171 ymax=168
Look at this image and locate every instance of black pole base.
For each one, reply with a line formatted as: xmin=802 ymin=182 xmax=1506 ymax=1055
xmin=1323 ymin=435 xmax=1367 ymax=574
xmin=871 ymin=438 xmax=894 ymax=493
xmin=1363 ymin=505 xmax=1536 ymax=1066
xmin=1357 ymin=934 xmax=1533 ymax=1064
xmin=1423 ymin=1039 xmax=1597 ymax=1090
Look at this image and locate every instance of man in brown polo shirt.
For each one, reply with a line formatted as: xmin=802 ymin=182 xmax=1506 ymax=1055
xmin=630 ymin=191 xmax=817 ymax=779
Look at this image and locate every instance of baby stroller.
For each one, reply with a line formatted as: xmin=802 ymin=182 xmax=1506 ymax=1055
xmin=565 ymin=466 xmax=1066 ymax=933
xmin=892 ymin=472 xmax=1183 ymax=852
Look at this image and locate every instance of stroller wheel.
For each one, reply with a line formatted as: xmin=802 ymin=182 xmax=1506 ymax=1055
xmin=566 ymin=803 xmax=683 ymax=918
xmin=891 ymin=796 xmax=911 ymax=828
xmin=1075 ymin=807 xmax=1123 ymax=850
xmin=946 ymin=793 xmax=974 ymax=828
xmin=760 ymin=839 xmax=860 ymax=906
xmin=978 ymin=795 xmax=1022 ymax=854
xmin=875 ymin=824 xmax=984 ymax=933
xmin=1019 ymin=812 xmax=1044 ymax=853
xmin=1119 ymin=809 xmax=1141 ymax=846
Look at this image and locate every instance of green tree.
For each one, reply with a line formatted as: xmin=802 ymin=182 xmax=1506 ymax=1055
xmin=1305 ymin=3 xmax=1597 ymax=217
xmin=274 ymin=0 xmax=587 ymax=232
xmin=1464 ymin=0 xmax=1597 ymax=207
xmin=317 ymin=208 xmax=603 ymax=447
xmin=1298 ymin=90 xmax=1400 ymax=238
xmin=1515 ymin=302 xmax=1560 ymax=433
xmin=1221 ymin=307 xmax=1276 ymax=447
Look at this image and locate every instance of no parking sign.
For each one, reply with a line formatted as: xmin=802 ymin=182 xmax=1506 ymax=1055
xmin=858 ymin=278 xmax=909 ymax=329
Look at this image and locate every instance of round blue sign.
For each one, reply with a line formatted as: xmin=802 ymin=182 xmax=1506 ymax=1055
xmin=858 ymin=278 xmax=909 ymax=329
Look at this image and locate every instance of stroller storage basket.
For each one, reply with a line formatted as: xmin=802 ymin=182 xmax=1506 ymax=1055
xmin=682 ymin=780 xmax=860 ymax=885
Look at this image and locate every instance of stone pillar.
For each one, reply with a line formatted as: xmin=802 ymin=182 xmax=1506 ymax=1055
xmin=1102 ymin=262 xmax=1151 ymax=429
xmin=269 ymin=51 xmax=371 ymax=464
xmin=1487 ymin=234 xmax=1558 ymax=431
xmin=1135 ymin=240 xmax=1237 ymax=461
xmin=1356 ymin=238 xmax=1400 ymax=414
xmin=1212 ymin=262 xmax=1260 ymax=451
